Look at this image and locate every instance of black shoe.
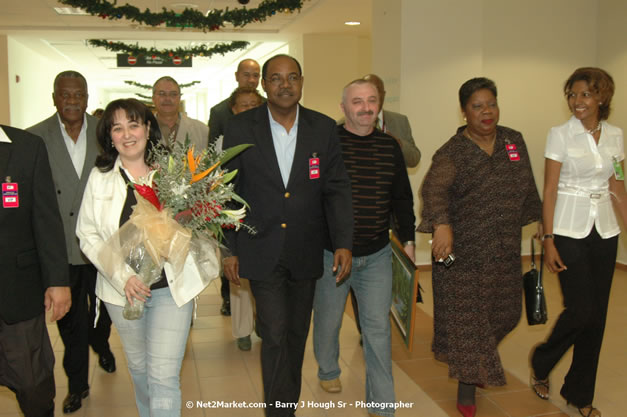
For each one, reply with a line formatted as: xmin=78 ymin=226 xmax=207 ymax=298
xmin=220 ymin=299 xmax=231 ymax=316
xmin=98 ymin=352 xmax=116 ymax=373
xmin=62 ymin=389 xmax=89 ymax=414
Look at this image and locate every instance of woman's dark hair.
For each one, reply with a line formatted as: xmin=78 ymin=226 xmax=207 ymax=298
xmin=564 ymin=67 xmax=614 ymax=121
xmin=228 ymin=86 xmax=263 ymax=109
xmin=459 ymin=77 xmax=498 ymax=109
xmin=95 ymin=99 xmax=162 ymax=172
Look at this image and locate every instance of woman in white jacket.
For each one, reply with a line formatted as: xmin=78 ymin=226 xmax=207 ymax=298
xmin=77 ymin=99 xmax=202 ymax=417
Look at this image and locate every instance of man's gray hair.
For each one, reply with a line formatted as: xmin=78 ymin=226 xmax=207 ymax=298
xmin=53 ymin=71 xmax=88 ymax=92
xmin=152 ymin=76 xmax=181 ymax=94
xmin=341 ymin=79 xmax=377 ymax=103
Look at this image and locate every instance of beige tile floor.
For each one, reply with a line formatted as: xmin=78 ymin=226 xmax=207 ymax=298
xmin=1 ymin=264 xmax=625 ymax=416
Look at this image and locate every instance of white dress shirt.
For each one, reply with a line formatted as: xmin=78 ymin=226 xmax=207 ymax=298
xmin=268 ymin=105 xmax=299 ymax=187
xmin=0 ymin=127 xmax=11 ymax=143
xmin=545 ymin=116 xmax=624 ymax=239
xmin=57 ymin=113 xmax=88 ymax=177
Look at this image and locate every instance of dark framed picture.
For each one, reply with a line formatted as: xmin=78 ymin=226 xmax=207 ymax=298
xmin=390 ymin=233 xmax=419 ymax=352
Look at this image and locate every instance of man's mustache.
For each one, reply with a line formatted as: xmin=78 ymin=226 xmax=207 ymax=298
xmin=357 ymin=110 xmax=374 ymax=117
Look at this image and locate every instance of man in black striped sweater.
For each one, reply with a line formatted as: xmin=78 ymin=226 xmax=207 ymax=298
xmin=312 ymin=79 xmax=416 ymax=417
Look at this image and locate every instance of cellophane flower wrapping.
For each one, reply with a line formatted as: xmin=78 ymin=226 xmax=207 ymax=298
xmin=99 ymin=137 xmax=253 ymax=320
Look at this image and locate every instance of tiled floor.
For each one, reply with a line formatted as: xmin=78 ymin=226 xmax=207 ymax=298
xmin=1 ymin=263 xmax=625 ymax=416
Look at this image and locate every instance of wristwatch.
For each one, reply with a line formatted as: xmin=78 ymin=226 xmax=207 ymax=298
xmin=542 ymin=234 xmax=554 ymax=241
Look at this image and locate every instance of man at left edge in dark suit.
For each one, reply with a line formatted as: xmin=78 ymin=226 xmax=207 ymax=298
xmin=28 ymin=71 xmax=115 ymax=414
xmin=223 ymin=54 xmax=354 ymax=417
xmin=0 ymin=124 xmax=71 ymax=417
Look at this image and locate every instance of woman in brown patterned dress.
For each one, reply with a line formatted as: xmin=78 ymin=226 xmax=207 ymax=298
xmin=418 ymin=78 xmax=542 ymax=417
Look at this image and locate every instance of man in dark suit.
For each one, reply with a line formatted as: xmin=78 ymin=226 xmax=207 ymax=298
xmin=0 ymin=125 xmax=71 ymax=417
xmin=28 ymin=71 xmax=115 ymax=414
xmin=223 ymin=54 xmax=353 ymax=417
xmin=209 ymin=58 xmax=262 ymax=142
xmin=209 ymin=58 xmax=262 ymax=316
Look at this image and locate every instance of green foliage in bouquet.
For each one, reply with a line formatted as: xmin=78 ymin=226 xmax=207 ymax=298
xmin=149 ymin=137 xmax=254 ymax=243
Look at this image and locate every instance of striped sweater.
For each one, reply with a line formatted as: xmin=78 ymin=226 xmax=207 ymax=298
xmin=335 ymin=125 xmax=415 ymax=256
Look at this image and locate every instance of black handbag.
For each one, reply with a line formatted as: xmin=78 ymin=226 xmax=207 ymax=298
xmin=523 ymin=238 xmax=548 ymax=325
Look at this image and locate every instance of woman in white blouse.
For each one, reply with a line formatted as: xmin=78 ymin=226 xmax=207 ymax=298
xmin=76 ymin=99 xmax=207 ymax=417
xmin=530 ymin=68 xmax=627 ymax=417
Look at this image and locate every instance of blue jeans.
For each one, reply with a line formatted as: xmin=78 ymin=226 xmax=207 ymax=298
xmin=105 ymin=287 xmax=193 ymax=417
xmin=313 ymin=245 xmax=395 ymax=417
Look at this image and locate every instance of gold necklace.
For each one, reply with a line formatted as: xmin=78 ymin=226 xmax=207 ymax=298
xmin=586 ymin=122 xmax=601 ymax=135
xmin=464 ymin=129 xmax=495 ymax=150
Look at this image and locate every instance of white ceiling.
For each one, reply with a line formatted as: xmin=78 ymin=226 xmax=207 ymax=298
xmin=0 ymin=0 xmax=372 ymax=85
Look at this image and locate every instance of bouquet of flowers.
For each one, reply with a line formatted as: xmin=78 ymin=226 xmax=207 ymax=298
xmin=100 ymin=137 xmax=253 ymax=319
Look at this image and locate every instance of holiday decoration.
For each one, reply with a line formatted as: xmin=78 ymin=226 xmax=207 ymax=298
xmin=90 ymin=40 xmax=249 ymax=60
xmin=59 ymin=0 xmax=305 ymax=32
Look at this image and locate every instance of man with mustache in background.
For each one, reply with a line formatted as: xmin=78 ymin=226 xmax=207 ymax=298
xmin=28 ymin=71 xmax=116 ymax=414
xmin=152 ymin=76 xmax=209 ymax=151
xmin=312 ymin=79 xmax=415 ymax=417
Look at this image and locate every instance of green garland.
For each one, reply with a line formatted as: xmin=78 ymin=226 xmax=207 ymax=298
xmin=125 ymin=80 xmax=201 ymax=90
xmin=89 ymin=40 xmax=249 ymax=59
xmin=59 ymin=0 xmax=305 ymax=32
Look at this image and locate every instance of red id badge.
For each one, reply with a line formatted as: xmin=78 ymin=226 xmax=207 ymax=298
xmin=508 ymin=151 xmax=520 ymax=161
xmin=309 ymin=157 xmax=320 ymax=179
xmin=505 ymin=144 xmax=517 ymax=152
xmin=2 ymin=182 xmax=19 ymax=208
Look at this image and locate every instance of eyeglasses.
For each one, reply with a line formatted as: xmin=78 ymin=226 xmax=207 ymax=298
xmin=155 ymin=91 xmax=180 ymax=98
xmin=265 ymin=74 xmax=302 ymax=86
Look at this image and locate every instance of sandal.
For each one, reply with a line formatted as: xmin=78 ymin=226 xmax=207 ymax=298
xmin=530 ymin=375 xmax=549 ymax=400
xmin=577 ymin=405 xmax=601 ymax=417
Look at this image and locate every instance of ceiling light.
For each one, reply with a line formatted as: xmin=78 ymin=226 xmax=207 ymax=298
xmin=344 ymin=21 xmax=361 ymax=26
xmin=53 ymin=7 xmax=89 ymax=15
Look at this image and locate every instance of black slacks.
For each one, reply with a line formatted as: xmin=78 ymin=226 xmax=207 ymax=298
xmin=56 ymin=264 xmax=90 ymax=394
xmin=85 ymin=266 xmax=113 ymax=357
xmin=249 ymin=250 xmax=317 ymax=417
xmin=532 ymin=228 xmax=617 ymax=407
xmin=0 ymin=313 xmax=55 ymax=417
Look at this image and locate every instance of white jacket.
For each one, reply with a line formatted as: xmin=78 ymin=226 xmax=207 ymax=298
xmin=76 ymin=158 xmax=216 ymax=307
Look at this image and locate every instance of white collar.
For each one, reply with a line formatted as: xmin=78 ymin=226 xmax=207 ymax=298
xmin=0 ymin=127 xmax=12 ymax=143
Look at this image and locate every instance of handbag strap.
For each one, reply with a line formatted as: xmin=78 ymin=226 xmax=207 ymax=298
xmin=530 ymin=238 xmax=536 ymax=269
xmin=538 ymin=239 xmax=544 ymax=287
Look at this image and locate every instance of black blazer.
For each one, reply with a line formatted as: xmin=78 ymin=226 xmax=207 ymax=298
xmin=223 ymin=104 xmax=353 ymax=281
xmin=0 ymin=126 xmax=69 ymax=324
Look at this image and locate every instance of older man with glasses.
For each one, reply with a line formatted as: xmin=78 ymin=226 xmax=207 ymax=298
xmin=151 ymin=76 xmax=208 ymax=150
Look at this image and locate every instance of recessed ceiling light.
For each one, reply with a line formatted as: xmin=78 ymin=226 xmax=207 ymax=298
xmin=171 ymin=3 xmax=198 ymax=8
xmin=344 ymin=21 xmax=361 ymax=26
xmin=53 ymin=7 xmax=89 ymax=15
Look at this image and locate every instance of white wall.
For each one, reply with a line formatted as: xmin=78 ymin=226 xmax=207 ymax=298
xmin=7 ymin=37 xmax=103 ymax=129
xmin=598 ymin=0 xmax=627 ymax=263
xmin=372 ymin=0 xmax=627 ymax=265
xmin=0 ymin=36 xmax=10 ymax=125
xmin=302 ymin=34 xmax=371 ymax=119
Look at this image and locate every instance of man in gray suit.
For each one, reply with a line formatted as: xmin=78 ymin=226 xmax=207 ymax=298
xmin=364 ymin=74 xmax=421 ymax=168
xmin=28 ymin=71 xmax=115 ymax=414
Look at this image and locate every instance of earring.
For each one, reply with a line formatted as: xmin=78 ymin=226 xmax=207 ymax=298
xmin=111 ymin=142 xmax=115 ymax=148
xmin=463 ymin=116 xmax=467 ymax=122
